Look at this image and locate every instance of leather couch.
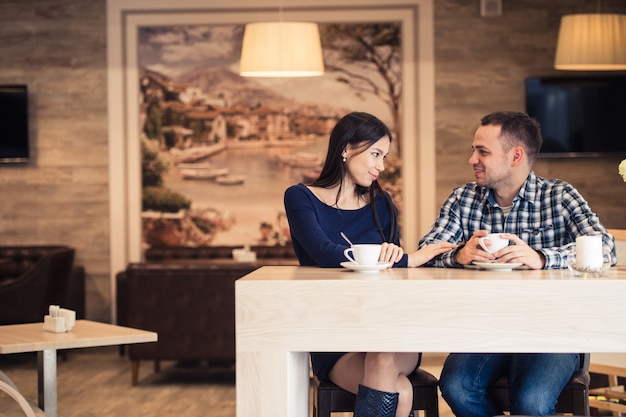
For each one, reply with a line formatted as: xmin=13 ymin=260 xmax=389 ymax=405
xmin=143 ymin=244 xmax=297 ymax=262
xmin=0 ymin=245 xmax=85 ymax=325
xmin=116 ymin=244 xmax=298 ymax=385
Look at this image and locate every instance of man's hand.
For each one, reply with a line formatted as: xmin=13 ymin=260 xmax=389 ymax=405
xmin=495 ymin=233 xmax=546 ymax=269
xmin=454 ymin=230 xmax=493 ymax=265
xmin=453 ymin=231 xmax=545 ymax=269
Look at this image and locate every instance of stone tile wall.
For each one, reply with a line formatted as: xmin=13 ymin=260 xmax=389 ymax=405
xmin=0 ymin=0 xmax=109 ymax=320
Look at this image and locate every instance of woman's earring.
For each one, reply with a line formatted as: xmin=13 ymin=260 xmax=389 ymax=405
xmin=342 ymin=154 xmax=347 ymax=162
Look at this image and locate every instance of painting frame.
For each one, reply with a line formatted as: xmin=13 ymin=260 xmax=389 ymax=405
xmin=107 ymin=0 xmax=435 ymax=321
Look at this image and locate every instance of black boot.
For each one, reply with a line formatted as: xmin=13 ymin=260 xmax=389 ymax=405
xmin=353 ymin=384 xmax=399 ymax=417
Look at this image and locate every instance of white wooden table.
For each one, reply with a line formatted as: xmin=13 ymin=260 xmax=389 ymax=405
xmin=0 ymin=320 xmax=157 ymax=417
xmin=235 ymin=265 xmax=626 ymax=417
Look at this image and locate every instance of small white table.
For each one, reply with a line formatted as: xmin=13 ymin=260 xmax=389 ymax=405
xmin=0 ymin=320 xmax=157 ymax=417
xmin=235 ymin=265 xmax=626 ymax=417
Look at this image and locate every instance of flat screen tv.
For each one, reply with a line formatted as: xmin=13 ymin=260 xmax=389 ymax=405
xmin=525 ymin=75 xmax=626 ymax=157
xmin=0 ymin=84 xmax=29 ymax=163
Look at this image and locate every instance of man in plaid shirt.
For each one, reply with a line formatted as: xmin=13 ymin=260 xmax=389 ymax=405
xmin=421 ymin=111 xmax=616 ymax=417
xmin=420 ymin=111 xmax=616 ymax=269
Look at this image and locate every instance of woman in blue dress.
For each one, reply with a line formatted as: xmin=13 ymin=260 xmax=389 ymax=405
xmin=284 ymin=111 xmax=455 ymax=417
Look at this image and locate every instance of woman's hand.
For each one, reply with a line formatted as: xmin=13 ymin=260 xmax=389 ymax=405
xmin=379 ymin=242 xmax=405 ymax=263
xmin=407 ymin=242 xmax=458 ymax=267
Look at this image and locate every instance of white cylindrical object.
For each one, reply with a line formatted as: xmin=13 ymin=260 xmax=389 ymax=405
xmin=576 ymin=235 xmax=603 ymax=269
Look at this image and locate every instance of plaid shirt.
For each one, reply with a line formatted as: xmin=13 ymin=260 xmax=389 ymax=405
xmin=419 ymin=171 xmax=616 ymax=269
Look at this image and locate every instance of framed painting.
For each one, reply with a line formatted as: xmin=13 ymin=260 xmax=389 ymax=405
xmin=107 ymin=0 xmax=435 ymax=308
xmin=138 ymin=21 xmax=406 ymax=249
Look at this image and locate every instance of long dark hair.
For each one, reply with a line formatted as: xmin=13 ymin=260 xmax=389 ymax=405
xmin=310 ymin=111 xmax=399 ymax=241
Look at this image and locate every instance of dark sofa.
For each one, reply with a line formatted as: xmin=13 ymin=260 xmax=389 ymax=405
xmin=143 ymin=244 xmax=297 ymax=262
xmin=0 ymin=245 xmax=85 ymax=325
xmin=116 ymin=244 xmax=298 ymax=385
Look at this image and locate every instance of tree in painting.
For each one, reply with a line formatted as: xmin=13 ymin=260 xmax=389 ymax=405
xmin=321 ymin=24 xmax=402 ymax=149
xmin=320 ymin=23 xmax=403 ymax=211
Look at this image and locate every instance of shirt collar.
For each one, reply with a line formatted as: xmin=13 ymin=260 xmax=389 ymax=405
xmin=517 ymin=171 xmax=537 ymax=204
xmin=481 ymin=171 xmax=537 ymax=207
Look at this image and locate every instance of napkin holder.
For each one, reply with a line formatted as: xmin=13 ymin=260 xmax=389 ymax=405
xmin=232 ymin=245 xmax=256 ymax=263
xmin=43 ymin=305 xmax=76 ymax=333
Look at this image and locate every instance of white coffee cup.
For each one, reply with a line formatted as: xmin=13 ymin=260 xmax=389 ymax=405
xmin=575 ymin=235 xmax=603 ymax=269
xmin=478 ymin=233 xmax=509 ymax=254
xmin=343 ymin=244 xmax=382 ymax=266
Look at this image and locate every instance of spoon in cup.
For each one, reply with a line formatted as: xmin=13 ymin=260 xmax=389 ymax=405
xmin=340 ymin=232 xmax=354 ymax=247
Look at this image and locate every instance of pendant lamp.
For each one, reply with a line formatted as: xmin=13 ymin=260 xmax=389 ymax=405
xmin=554 ymin=13 xmax=626 ymax=70
xmin=239 ymin=21 xmax=325 ymax=77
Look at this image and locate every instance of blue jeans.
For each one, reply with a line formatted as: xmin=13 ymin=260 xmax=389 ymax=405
xmin=439 ymin=353 xmax=579 ymax=417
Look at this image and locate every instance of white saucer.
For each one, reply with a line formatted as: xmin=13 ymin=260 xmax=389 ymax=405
xmin=340 ymin=261 xmax=393 ymax=273
xmin=472 ymin=261 xmax=523 ymax=271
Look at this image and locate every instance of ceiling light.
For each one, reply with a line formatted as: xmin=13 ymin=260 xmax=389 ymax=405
xmin=555 ymin=13 xmax=626 ymax=71
xmin=239 ymin=21 xmax=325 ymax=77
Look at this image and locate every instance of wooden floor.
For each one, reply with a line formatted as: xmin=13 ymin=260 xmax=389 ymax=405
xmin=0 ymin=347 xmax=453 ymax=417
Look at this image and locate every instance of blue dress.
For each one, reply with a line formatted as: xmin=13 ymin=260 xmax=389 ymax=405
xmin=284 ymin=183 xmax=408 ymax=380
xmin=284 ymin=183 xmax=408 ymax=268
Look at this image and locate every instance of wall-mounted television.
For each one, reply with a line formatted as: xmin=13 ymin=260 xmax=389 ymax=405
xmin=0 ymin=84 xmax=29 ymax=163
xmin=525 ymin=75 xmax=626 ymax=157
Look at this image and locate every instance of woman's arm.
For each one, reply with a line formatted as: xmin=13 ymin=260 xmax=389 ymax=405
xmin=284 ymin=185 xmax=350 ymax=267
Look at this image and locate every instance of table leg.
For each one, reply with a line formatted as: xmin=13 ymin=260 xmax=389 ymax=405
xmin=37 ymin=349 xmax=57 ymax=417
xmin=236 ymin=350 xmax=309 ymax=417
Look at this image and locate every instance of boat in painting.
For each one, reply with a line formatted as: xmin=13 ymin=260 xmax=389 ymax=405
xmin=215 ymin=174 xmax=246 ymax=186
xmin=277 ymin=151 xmax=323 ymax=169
xmin=175 ymin=162 xmax=214 ymax=170
xmin=180 ymin=167 xmax=229 ymax=180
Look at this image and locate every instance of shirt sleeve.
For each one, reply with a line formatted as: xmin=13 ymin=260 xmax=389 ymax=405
xmin=381 ymin=192 xmax=408 ymax=268
xmin=284 ymin=185 xmax=354 ymax=267
xmin=540 ymin=183 xmax=617 ymax=269
xmin=418 ymin=189 xmax=465 ymax=268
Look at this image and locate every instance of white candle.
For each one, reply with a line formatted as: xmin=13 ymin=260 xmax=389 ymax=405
xmin=576 ymin=235 xmax=603 ymax=269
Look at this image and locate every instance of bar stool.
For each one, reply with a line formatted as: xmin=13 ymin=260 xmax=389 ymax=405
xmin=312 ymin=368 xmax=440 ymax=417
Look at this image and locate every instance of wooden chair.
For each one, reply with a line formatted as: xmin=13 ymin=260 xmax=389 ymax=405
xmin=488 ymin=353 xmax=591 ymax=416
xmin=588 ymin=353 xmax=626 ymax=416
xmin=0 ymin=371 xmax=44 ymax=417
xmin=496 ymin=415 xmax=587 ymax=417
xmin=312 ymin=368 xmax=439 ymax=417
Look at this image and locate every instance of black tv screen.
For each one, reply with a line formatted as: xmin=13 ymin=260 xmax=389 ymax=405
xmin=0 ymin=85 xmax=29 ymax=163
xmin=525 ymin=75 xmax=626 ymax=157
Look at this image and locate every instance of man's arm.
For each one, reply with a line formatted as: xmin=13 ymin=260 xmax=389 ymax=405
xmin=418 ymin=190 xmax=466 ymax=268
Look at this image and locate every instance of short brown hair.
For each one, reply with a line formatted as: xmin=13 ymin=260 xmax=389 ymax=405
xmin=481 ymin=111 xmax=543 ymax=164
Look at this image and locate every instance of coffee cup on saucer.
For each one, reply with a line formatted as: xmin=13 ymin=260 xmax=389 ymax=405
xmin=343 ymin=244 xmax=382 ymax=266
xmin=478 ymin=233 xmax=509 ymax=254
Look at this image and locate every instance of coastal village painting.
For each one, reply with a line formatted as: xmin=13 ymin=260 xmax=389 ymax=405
xmin=139 ymin=22 xmax=403 ymax=250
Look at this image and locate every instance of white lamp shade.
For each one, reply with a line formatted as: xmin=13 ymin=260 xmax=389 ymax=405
xmin=555 ymin=14 xmax=626 ymax=70
xmin=240 ymin=21 xmax=325 ymax=77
